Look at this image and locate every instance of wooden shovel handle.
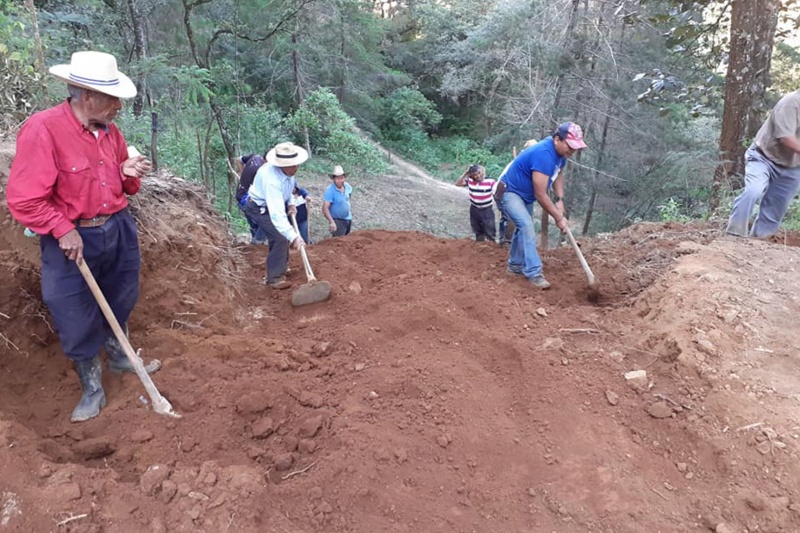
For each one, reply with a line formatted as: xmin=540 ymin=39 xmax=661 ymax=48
xmin=564 ymin=226 xmax=596 ymax=286
xmin=76 ymin=259 xmax=179 ymax=418
xmin=289 ymin=213 xmax=316 ymax=282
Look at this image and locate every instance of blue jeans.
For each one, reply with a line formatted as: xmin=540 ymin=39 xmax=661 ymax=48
xmin=727 ymin=144 xmax=800 ymax=238
xmin=244 ymin=199 xmax=290 ymax=284
xmin=240 ymin=205 xmax=266 ymax=243
xmin=296 ymin=219 xmax=309 ymax=243
xmin=499 ymin=191 xmax=542 ymax=278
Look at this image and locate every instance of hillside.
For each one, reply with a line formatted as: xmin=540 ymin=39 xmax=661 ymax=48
xmin=1 ymin=145 xmax=800 ymax=533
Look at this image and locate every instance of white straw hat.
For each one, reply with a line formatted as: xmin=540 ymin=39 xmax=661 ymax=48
xmin=330 ymin=165 xmax=346 ymax=177
xmin=49 ymin=51 xmax=137 ymax=99
xmin=266 ymin=142 xmax=309 ymax=167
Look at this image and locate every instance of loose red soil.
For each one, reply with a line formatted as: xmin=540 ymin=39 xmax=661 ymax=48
xmin=1 ymin=148 xmax=800 ymax=533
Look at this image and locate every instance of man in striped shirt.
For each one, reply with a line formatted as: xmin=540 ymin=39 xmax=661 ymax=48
xmin=456 ymin=165 xmax=497 ymax=242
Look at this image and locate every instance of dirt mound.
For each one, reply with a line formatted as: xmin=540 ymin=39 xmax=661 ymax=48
xmin=2 ymin=145 xmax=800 ymax=532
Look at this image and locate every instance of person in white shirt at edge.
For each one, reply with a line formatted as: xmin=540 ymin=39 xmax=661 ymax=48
xmin=243 ymin=142 xmax=308 ymax=290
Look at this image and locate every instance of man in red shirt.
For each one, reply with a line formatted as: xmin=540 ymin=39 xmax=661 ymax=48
xmin=6 ymin=51 xmax=159 ymax=422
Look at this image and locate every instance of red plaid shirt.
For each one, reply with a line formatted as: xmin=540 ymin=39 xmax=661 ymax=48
xmin=6 ymin=100 xmax=140 ymax=238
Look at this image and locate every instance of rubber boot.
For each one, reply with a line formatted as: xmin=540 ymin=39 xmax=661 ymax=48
xmin=104 ymin=332 xmax=162 ymax=375
xmin=71 ymin=356 xmax=106 ymax=423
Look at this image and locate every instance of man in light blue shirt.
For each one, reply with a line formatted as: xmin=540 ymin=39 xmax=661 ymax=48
xmin=244 ymin=142 xmax=308 ymax=289
xmin=322 ymin=165 xmax=353 ymax=236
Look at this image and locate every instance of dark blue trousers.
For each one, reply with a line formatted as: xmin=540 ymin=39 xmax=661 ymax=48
xmin=40 ymin=209 xmax=140 ymax=362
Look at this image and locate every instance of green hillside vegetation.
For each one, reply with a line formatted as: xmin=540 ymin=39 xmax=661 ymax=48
xmin=2 ymin=0 xmax=799 ymax=235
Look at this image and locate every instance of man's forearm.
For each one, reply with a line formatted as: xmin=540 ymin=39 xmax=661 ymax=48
xmin=323 ymin=205 xmax=335 ymax=223
xmin=779 ymin=136 xmax=800 ymax=155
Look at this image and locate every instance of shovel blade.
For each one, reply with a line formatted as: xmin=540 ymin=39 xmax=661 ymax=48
xmin=292 ymin=280 xmax=332 ymax=307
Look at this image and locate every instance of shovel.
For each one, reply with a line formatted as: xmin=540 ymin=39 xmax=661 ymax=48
xmin=76 ymin=259 xmax=180 ymax=418
xmin=564 ymin=226 xmax=600 ymax=301
xmin=289 ymin=213 xmax=332 ymax=307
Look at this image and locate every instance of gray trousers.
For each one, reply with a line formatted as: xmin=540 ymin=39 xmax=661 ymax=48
xmin=727 ymin=144 xmax=800 ymax=238
xmin=244 ymin=199 xmax=289 ymax=283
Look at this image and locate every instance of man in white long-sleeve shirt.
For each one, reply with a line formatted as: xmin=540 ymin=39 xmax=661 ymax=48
xmin=244 ymin=142 xmax=308 ymax=289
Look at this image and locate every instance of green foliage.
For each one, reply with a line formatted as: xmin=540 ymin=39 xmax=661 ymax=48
xmin=285 ymin=88 xmax=387 ymax=174
xmin=657 ymin=197 xmax=691 ymax=223
xmin=781 ymin=198 xmax=800 ymax=232
xmin=0 ymin=1 xmax=45 ymax=130
xmin=173 ymin=65 xmax=215 ymax=105
xmin=379 ymin=87 xmax=442 ymax=140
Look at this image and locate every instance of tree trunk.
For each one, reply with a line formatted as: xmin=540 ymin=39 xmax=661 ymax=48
xmin=24 ymin=0 xmax=45 ymax=76
xmin=540 ymin=0 xmax=581 ymax=250
xmin=126 ymin=0 xmax=148 ymax=116
xmin=583 ymin=108 xmax=611 ymax=235
xmin=710 ymin=0 xmax=779 ymax=212
xmin=208 ymin=98 xmax=237 ymax=211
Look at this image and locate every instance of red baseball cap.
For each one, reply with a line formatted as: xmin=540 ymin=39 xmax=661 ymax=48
xmin=556 ymin=122 xmax=587 ymax=150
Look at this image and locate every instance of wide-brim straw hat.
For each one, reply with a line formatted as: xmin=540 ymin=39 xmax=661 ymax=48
xmin=266 ymin=142 xmax=309 ymax=167
xmin=49 ymin=51 xmax=137 ymax=99
xmin=330 ymin=165 xmax=346 ymax=177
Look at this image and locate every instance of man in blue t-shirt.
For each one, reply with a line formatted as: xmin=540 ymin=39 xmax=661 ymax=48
xmin=496 ymin=122 xmax=587 ymax=289
xmin=323 ymin=165 xmax=353 ymax=237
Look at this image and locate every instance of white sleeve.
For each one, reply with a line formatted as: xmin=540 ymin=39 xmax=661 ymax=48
xmin=265 ymin=178 xmax=298 ymax=242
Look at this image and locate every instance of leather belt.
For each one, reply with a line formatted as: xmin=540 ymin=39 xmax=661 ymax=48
xmin=76 ymin=215 xmax=111 ymax=228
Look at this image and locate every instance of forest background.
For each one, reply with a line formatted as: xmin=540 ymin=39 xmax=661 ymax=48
xmin=1 ymin=0 xmax=799 ymax=236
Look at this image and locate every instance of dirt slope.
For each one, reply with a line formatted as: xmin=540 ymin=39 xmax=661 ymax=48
xmin=2 ymin=147 xmax=800 ymax=533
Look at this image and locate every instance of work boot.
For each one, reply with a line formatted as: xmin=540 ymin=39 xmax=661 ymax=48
xmin=71 ymin=356 xmax=106 ymax=423
xmin=269 ymin=277 xmax=292 ymax=290
xmin=506 ymin=265 xmax=524 ymax=276
xmin=104 ymin=331 xmax=162 ymax=375
xmin=529 ymin=275 xmax=551 ymax=290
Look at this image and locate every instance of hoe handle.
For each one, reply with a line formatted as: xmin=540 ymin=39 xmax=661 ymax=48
xmin=290 ymin=213 xmax=316 ymax=282
xmin=565 ymin=226 xmax=596 ymax=286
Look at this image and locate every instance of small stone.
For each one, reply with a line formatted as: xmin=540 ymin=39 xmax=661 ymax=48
xmin=252 ymin=417 xmax=275 ymax=439
xmin=299 ymin=391 xmax=324 ymax=408
xmin=394 ymin=448 xmax=408 ymax=464
xmin=355 ymin=363 xmax=366 ymax=372
xmin=311 ymin=342 xmax=333 ymax=357
xmin=159 ymin=480 xmax=177 ymax=503
xmin=685 ymin=472 xmax=694 ymax=480
xmin=536 ymin=308 xmax=547 ymax=317
xmin=273 ymin=453 xmax=294 ymax=472
xmin=131 ymin=430 xmax=154 ymax=443
xmin=608 ymin=351 xmax=625 ymax=363
xmin=676 ymin=462 xmax=688 ymax=473
xmin=61 ymin=482 xmax=82 ymax=502
xmin=663 ymin=482 xmax=676 ymax=491
xmin=436 ymin=435 xmax=450 ymax=448
xmin=349 ymin=281 xmax=362 ymax=294
xmin=624 ymin=370 xmax=648 ymax=391
xmin=745 ymin=494 xmax=767 ymax=511
xmin=367 ymin=391 xmax=379 ymax=400
xmin=73 ymin=437 xmax=116 ymax=459
xmin=694 ymin=338 xmax=717 ymax=356
xmin=236 ymin=392 xmax=273 ymax=415
xmin=605 ymin=390 xmax=619 ymax=406
xmin=715 ymin=523 xmax=736 ymax=533
xmin=298 ymin=416 xmax=323 ymax=439
xmin=140 ymin=465 xmax=171 ymax=496
xmin=647 ymin=402 xmax=673 ymax=419
xmin=298 ymin=439 xmax=317 ymax=454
